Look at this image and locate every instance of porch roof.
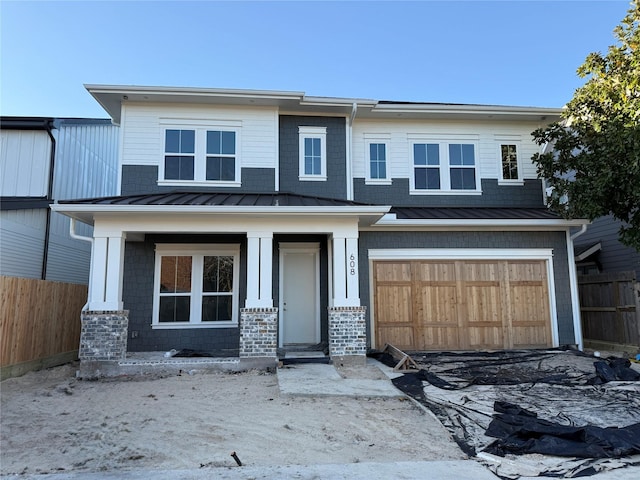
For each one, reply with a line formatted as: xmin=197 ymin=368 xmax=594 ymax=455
xmin=390 ymin=206 xmax=563 ymax=220
xmin=53 ymin=191 xmax=391 ymax=226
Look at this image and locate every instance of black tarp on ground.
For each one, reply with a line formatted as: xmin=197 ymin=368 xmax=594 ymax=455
xmin=379 ymin=349 xmax=640 ymax=478
xmin=484 ymin=401 xmax=640 ymax=458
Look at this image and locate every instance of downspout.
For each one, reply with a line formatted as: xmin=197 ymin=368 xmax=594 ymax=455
xmin=346 ymin=103 xmax=357 ymax=201
xmin=69 ymin=218 xmax=93 ymax=311
xmin=41 ymin=120 xmax=56 ymax=280
xmin=567 ymin=224 xmax=588 ymax=350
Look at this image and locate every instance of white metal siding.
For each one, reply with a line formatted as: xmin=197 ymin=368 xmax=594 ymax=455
xmin=0 ymin=209 xmax=46 ymax=278
xmin=120 ymin=103 xmax=278 ymax=169
xmin=0 ymin=130 xmax=51 ymax=196
xmin=352 ymin=119 xmax=543 ymax=181
xmin=45 ymin=120 xmax=119 ymax=283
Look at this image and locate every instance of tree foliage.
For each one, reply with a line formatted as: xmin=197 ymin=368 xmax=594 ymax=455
xmin=532 ymin=0 xmax=640 ymax=250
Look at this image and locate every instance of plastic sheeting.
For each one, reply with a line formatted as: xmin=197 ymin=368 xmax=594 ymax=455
xmin=377 ymin=349 xmax=640 ymax=478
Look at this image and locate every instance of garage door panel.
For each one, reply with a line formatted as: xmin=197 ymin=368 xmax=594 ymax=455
xmin=415 ymin=262 xmax=456 ymax=281
xmin=415 ymin=327 xmax=460 ymax=350
xmin=375 ymin=262 xmax=411 ymax=282
xmin=378 ymin=327 xmax=414 ymax=351
xmin=467 ymin=326 xmax=504 ymax=349
xmin=415 ymin=285 xmax=458 ymax=326
xmin=512 ymin=326 xmax=550 ymax=348
xmin=465 ymin=284 xmax=501 ymax=324
xmin=376 ymin=285 xmax=411 ymax=324
xmin=510 ymin=285 xmax=549 ymax=325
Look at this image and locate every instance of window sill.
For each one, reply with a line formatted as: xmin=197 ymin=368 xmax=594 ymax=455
xmin=298 ymin=175 xmax=327 ymax=182
xmin=152 ymin=322 xmax=238 ymax=329
xmin=409 ymin=189 xmax=483 ymax=195
xmin=365 ymin=179 xmax=393 ymax=185
xmin=498 ymin=180 xmax=525 ymax=186
xmin=158 ymin=180 xmax=241 ymax=188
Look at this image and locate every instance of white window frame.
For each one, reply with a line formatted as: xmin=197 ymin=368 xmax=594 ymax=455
xmin=497 ymin=139 xmax=524 ymax=185
xmin=365 ymin=134 xmax=392 ymax=185
xmin=158 ymin=119 xmax=242 ymax=187
xmin=152 ymin=244 xmax=240 ymax=329
xmin=409 ymin=136 xmax=481 ymax=195
xmin=298 ymin=126 xmax=327 ymax=181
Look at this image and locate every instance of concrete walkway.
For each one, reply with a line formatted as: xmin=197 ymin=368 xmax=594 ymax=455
xmin=276 ymin=359 xmax=404 ymax=397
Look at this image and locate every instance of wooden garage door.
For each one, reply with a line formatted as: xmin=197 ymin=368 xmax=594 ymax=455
xmin=373 ymin=260 xmax=552 ymax=351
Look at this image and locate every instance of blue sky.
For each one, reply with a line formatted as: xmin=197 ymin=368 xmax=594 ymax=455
xmin=0 ymin=0 xmax=631 ymax=119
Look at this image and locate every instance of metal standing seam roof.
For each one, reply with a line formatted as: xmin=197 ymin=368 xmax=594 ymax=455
xmin=57 ymin=192 xmax=564 ymax=221
xmin=389 ymin=206 xmax=563 ymax=221
xmin=56 ymin=191 xmax=376 ymax=208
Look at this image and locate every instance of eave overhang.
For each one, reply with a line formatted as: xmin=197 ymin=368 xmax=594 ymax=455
xmin=363 ymin=215 xmax=589 ymax=231
xmin=51 ymin=203 xmax=391 ymax=228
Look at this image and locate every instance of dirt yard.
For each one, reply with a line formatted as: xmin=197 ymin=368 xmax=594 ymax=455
xmin=0 ymin=363 xmax=463 ymax=476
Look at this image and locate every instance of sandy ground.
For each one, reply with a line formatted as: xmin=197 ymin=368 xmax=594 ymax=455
xmin=0 ymin=363 xmax=463 ymax=476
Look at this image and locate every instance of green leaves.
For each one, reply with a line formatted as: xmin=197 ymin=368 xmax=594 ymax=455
xmin=532 ymin=0 xmax=640 ymax=251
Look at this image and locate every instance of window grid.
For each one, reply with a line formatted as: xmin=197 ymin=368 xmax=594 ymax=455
xmin=369 ymin=143 xmax=387 ymax=179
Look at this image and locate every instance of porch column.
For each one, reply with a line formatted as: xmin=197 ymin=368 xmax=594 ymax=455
xmin=245 ymin=231 xmax=273 ymax=308
xmin=87 ymin=230 xmax=126 ymax=311
xmin=329 ymin=231 xmax=366 ymax=365
xmin=79 ymin=227 xmax=128 ymax=378
xmin=331 ymin=234 xmax=360 ymax=306
xmin=240 ymin=232 xmax=277 ymax=369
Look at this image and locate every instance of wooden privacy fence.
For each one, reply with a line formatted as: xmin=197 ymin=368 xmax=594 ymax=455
xmin=0 ymin=276 xmax=86 ymax=378
xmin=579 ymin=271 xmax=640 ymax=348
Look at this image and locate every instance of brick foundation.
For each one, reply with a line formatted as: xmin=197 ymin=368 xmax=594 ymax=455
xmin=240 ymin=307 xmax=278 ymax=358
xmin=328 ymin=306 xmax=367 ymax=365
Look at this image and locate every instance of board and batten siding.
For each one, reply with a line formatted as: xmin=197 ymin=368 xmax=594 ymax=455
xmin=0 ymin=129 xmax=51 ymax=197
xmin=120 ymin=103 xmax=279 ymax=169
xmin=351 ymin=119 xmax=545 ymax=182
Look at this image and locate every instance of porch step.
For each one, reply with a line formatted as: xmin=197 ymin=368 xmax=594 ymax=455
xmin=280 ymin=351 xmax=330 ymax=365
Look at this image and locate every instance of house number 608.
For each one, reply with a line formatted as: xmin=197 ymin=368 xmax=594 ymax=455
xmin=349 ymin=254 xmax=356 ymax=275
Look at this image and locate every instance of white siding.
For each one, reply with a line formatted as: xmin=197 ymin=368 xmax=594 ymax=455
xmin=120 ymin=103 xmax=278 ymax=169
xmin=0 ymin=209 xmax=46 ymax=278
xmin=0 ymin=130 xmax=51 ymax=196
xmin=352 ymin=119 xmax=544 ymax=182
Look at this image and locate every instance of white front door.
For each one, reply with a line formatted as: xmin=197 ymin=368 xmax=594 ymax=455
xmin=280 ymin=244 xmax=320 ymax=346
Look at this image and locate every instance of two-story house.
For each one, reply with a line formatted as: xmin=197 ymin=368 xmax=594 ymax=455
xmin=52 ymin=85 xmax=588 ymax=377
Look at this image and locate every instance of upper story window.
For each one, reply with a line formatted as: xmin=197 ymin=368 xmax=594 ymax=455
xmin=411 ymin=141 xmax=479 ymax=193
xmin=165 ymin=129 xmax=195 ymax=180
xmin=413 ymin=143 xmax=441 ymax=189
xmin=153 ymin=244 xmax=240 ymax=328
xmin=160 ymin=122 xmax=240 ymax=187
xmin=370 ymin=143 xmax=387 ymax=179
xmin=500 ymin=143 xmax=522 ymax=184
xmin=206 ymin=130 xmax=236 ymax=181
xmin=298 ymin=126 xmax=326 ymax=181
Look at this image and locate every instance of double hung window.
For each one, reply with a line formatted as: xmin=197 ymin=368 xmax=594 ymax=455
xmin=153 ymin=245 xmax=239 ymax=328
xmin=298 ymin=126 xmax=327 ymax=180
xmin=411 ymin=140 xmax=478 ymax=193
xmin=500 ymin=143 xmax=521 ymax=183
xmin=161 ymin=123 xmax=239 ymax=185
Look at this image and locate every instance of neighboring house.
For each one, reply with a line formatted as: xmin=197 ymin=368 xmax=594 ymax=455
xmin=574 ymin=215 xmax=640 ymax=277
xmin=1 ymin=117 xmax=119 ymax=284
xmin=52 ymin=85 xmax=588 ymax=376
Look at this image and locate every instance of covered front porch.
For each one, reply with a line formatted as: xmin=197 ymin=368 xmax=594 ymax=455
xmin=52 ymin=192 xmax=388 ymax=378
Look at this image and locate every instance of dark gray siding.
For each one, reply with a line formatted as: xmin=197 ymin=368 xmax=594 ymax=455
xmin=354 ymin=178 xmax=545 ymax=207
xmin=575 ymin=215 xmax=640 ymax=277
xmin=358 ymin=230 xmax=576 ymax=346
xmin=279 ymin=115 xmax=347 ymax=199
xmin=121 ymin=165 xmax=275 ymax=195
xmin=122 ymin=234 xmax=247 ymax=355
